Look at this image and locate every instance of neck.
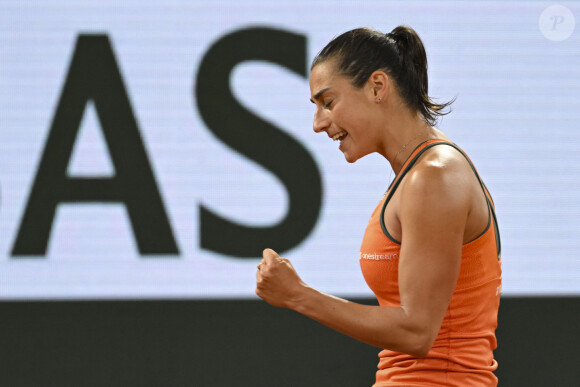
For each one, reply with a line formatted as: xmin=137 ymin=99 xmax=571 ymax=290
xmin=381 ymin=112 xmax=434 ymax=174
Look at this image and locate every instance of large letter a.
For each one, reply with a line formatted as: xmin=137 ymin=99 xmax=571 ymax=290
xmin=12 ymin=35 xmax=179 ymax=256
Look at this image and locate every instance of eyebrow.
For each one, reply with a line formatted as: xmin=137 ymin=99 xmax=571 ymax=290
xmin=310 ymin=87 xmax=330 ymax=104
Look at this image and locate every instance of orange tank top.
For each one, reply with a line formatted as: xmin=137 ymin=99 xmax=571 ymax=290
xmin=359 ymin=140 xmax=502 ymax=386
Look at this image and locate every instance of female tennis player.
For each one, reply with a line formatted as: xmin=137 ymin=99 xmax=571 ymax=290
xmin=255 ymin=26 xmax=502 ymax=386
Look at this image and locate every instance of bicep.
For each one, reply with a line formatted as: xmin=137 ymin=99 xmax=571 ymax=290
xmin=397 ymin=166 xmax=469 ymax=338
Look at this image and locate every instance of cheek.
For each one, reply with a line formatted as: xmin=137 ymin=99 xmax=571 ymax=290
xmin=344 ymin=114 xmax=369 ymax=140
xmin=336 ymin=110 xmax=359 ymax=131
xmin=341 ymin=102 xmax=371 ymax=129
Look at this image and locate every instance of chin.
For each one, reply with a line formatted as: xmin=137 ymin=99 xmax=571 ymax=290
xmin=343 ymin=152 xmax=360 ymax=164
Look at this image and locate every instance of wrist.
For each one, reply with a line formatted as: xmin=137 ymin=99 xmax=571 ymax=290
xmin=288 ymin=283 xmax=317 ymax=313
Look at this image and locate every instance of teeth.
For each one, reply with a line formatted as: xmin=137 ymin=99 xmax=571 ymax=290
xmin=332 ymin=131 xmax=348 ymax=141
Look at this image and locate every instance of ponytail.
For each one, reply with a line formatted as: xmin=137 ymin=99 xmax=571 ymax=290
xmin=389 ymin=26 xmax=453 ymax=125
xmin=311 ymin=26 xmax=453 ymax=126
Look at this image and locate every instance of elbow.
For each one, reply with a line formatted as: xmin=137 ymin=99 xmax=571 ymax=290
xmin=408 ymin=344 xmax=431 ymax=359
xmin=405 ymin=331 xmax=436 ymax=358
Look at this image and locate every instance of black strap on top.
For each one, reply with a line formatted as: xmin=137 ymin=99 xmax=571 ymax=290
xmin=379 ymin=140 xmax=501 ymax=259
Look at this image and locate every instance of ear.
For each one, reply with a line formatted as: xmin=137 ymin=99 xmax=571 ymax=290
xmin=368 ymin=70 xmax=390 ymax=102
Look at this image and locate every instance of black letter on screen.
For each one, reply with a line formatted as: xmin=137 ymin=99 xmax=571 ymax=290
xmin=12 ymin=35 xmax=179 ymax=256
xmin=196 ymin=27 xmax=322 ymax=257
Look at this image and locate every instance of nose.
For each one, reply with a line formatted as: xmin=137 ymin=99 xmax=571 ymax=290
xmin=313 ymin=106 xmax=330 ymax=133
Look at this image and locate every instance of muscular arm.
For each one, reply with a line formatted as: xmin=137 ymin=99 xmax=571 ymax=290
xmin=256 ymin=160 xmax=469 ymax=357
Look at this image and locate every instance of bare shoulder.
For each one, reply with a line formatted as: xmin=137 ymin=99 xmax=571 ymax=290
xmin=399 ymin=145 xmax=474 ymax=216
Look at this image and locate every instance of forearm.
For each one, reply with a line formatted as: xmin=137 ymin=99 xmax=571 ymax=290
xmin=291 ymin=285 xmax=433 ymax=357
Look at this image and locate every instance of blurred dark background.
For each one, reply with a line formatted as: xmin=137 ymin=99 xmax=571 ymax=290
xmin=1 ymin=296 xmax=578 ymax=386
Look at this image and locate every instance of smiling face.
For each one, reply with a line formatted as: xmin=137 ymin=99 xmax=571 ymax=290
xmin=309 ymin=60 xmax=382 ymax=163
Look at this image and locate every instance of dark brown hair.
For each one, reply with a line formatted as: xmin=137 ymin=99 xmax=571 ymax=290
xmin=311 ymin=26 xmax=453 ymax=126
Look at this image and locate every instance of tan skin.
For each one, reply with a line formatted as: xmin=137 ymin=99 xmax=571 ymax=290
xmin=255 ymin=60 xmax=490 ymax=358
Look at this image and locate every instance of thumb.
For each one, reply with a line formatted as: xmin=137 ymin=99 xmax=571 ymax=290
xmin=262 ymin=248 xmax=279 ymax=262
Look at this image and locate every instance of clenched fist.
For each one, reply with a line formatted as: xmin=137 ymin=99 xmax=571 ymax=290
xmin=255 ymin=248 xmax=307 ymax=309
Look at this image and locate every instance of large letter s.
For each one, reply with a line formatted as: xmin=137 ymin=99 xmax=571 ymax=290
xmin=196 ymin=27 xmax=322 ymax=258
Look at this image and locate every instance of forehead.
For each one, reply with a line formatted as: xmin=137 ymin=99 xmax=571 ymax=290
xmin=310 ymin=61 xmax=336 ymax=86
xmin=309 ymin=61 xmax=347 ymax=97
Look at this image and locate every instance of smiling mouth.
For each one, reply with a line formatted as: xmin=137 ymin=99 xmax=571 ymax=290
xmin=332 ymin=131 xmax=348 ymax=141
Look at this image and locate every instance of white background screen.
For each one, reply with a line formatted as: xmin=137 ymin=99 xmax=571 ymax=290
xmin=1 ymin=1 xmax=579 ymax=299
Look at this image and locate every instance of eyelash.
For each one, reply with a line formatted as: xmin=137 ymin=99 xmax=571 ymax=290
xmin=324 ymin=100 xmax=333 ymax=109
